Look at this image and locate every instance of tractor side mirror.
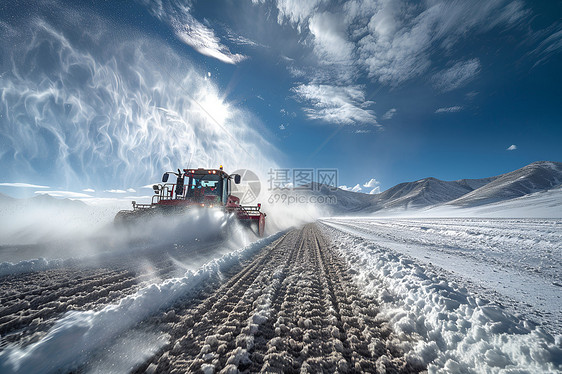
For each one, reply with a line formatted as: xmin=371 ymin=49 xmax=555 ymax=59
xmin=234 ymin=174 xmax=241 ymax=184
xmin=152 ymin=185 xmax=160 ymax=194
xmin=162 ymin=173 xmax=169 ymax=183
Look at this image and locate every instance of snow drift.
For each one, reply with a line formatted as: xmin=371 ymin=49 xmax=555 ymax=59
xmin=320 ymin=220 xmax=562 ymax=373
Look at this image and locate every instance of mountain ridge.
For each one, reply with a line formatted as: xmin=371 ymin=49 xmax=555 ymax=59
xmin=319 ymin=161 xmax=562 ymax=214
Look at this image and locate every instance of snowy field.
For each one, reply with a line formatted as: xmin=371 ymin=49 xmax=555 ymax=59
xmin=1 ymin=210 xmax=561 ymax=373
xmin=320 ymin=217 xmax=562 ymax=373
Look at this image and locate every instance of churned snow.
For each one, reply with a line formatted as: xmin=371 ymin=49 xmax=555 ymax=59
xmin=320 ymin=218 xmax=562 ymax=373
xmin=0 ymin=232 xmax=284 ymax=373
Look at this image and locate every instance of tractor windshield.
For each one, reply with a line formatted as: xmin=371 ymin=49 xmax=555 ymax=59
xmin=185 ymin=174 xmax=224 ymax=201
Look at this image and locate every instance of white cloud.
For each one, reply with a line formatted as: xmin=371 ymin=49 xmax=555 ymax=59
xmin=363 ymin=178 xmax=380 ymax=188
xmin=339 ymin=184 xmax=362 ymax=193
xmin=254 ymin=0 xmax=527 ymax=90
xmin=287 ymin=65 xmax=306 ymax=78
xmin=275 ymin=0 xmax=325 ymax=30
xmin=363 ymin=178 xmax=381 ymax=194
xmin=350 ymin=184 xmax=362 ymax=193
xmin=126 ymin=188 xmax=136 ymax=193
xmin=351 ymin=0 xmax=527 ymax=86
xmin=507 ymin=144 xmax=517 ymax=151
xmin=433 ymin=59 xmax=481 ymax=92
xmin=531 ymin=29 xmax=562 ymax=67
xmin=292 ymin=84 xmax=378 ymax=126
xmin=35 ymin=191 xmax=92 ymax=198
xmin=0 ymin=182 xmax=50 ymax=188
xmin=308 ymin=12 xmax=354 ymax=65
xmin=279 ymin=124 xmax=286 ymax=130
xmin=226 ymin=31 xmax=262 ymax=48
xmin=82 ymin=188 xmax=95 ymax=193
xmin=369 ymin=187 xmax=380 ymax=194
xmin=140 ymin=0 xmax=246 ymax=64
xmin=435 ymin=106 xmax=463 ymax=113
xmin=105 ymin=189 xmax=127 ymax=194
xmin=382 ymin=108 xmax=397 ymax=120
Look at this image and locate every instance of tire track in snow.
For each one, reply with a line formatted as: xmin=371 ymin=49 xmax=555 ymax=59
xmin=0 ymin=242 xmax=224 ymax=348
xmin=0 ymin=233 xmax=286 ymax=374
xmin=139 ymin=230 xmax=301 ymax=372
xmin=140 ymin=224 xmax=424 ymax=373
xmin=0 ymin=267 xmax=141 ymax=348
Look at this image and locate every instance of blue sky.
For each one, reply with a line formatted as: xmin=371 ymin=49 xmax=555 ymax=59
xmin=0 ymin=0 xmax=561 ymax=202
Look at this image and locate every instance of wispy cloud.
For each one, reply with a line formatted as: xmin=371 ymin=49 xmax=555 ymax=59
xmin=0 ymin=182 xmax=50 ymax=188
xmin=104 ymin=189 xmax=128 ymax=194
xmin=140 ymin=0 xmax=246 ymax=64
xmin=225 ymin=29 xmax=263 ymax=48
xmin=287 ymin=65 xmax=306 ymax=78
xmin=0 ymin=4 xmax=277 ymax=191
xmin=435 ymin=106 xmax=463 ymax=113
xmin=292 ymin=84 xmax=378 ymax=126
xmin=275 ymin=0 xmax=325 ymax=31
xmin=309 ymin=11 xmax=354 ymax=65
xmin=382 ymin=108 xmax=397 ymax=120
xmin=251 ymin=0 xmax=529 ymax=127
xmin=82 ymin=188 xmax=95 ymax=193
xmin=531 ymin=29 xmax=562 ymax=67
xmin=433 ymin=59 xmax=481 ymax=92
xmin=506 ymin=144 xmax=517 ymax=151
xmin=349 ymin=0 xmax=527 ymax=86
xmin=308 ymin=11 xmax=356 ymax=83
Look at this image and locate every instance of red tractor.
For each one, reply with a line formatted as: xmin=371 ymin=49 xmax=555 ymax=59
xmin=115 ymin=166 xmax=266 ymax=236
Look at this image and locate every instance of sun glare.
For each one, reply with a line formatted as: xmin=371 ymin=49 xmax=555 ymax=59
xmin=198 ymin=93 xmax=231 ymax=128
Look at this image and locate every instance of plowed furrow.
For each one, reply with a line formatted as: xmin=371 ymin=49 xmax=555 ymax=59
xmin=139 ymin=224 xmax=425 ymax=374
xmin=0 ymin=246 xmax=216 ymax=347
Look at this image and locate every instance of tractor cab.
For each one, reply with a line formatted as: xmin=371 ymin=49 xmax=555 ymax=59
xmin=155 ymin=166 xmax=241 ymax=208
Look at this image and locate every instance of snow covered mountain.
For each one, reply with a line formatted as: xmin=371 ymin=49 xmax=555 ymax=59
xmin=312 ymin=161 xmax=561 ymax=214
xmin=448 ymin=161 xmax=562 ymax=206
xmin=369 ymin=176 xmax=496 ymax=210
xmin=307 ymin=183 xmax=376 ymax=213
xmin=0 ymin=193 xmax=87 ymax=210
